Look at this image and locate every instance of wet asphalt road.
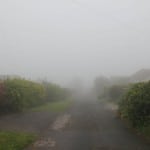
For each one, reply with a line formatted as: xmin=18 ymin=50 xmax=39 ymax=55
xmin=28 ymin=99 xmax=150 ymax=150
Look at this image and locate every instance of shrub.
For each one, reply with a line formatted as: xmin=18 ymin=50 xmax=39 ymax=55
xmin=42 ymin=82 xmax=69 ymax=102
xmin=0 ymin=78 xmax=70 ymax=113
xmin=0 ymin=78 xmax=46 ymax=112
xmin=119 ymin=82 xmax=150 ymax=127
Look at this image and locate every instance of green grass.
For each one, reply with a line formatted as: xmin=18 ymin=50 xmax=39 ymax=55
xmin=31 ymin=100 xmax=72 ymax=112
xmin=0 ymin=131 xmax=36 ymax=150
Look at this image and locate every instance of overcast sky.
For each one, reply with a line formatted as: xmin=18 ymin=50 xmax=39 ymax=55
xmin=0 ymin=0 xmax=150 ymax=84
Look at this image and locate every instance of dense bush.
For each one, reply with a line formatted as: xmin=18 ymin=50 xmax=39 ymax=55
xmin=119 ymin=82 xmax=150 ymax=128
xmin=0 ymin=79 xmax=46 ymax=112
xmin=43 ymin=82 xmax=69 ymax=102
xmin=0 ymin=78 xmax=69 ymax=112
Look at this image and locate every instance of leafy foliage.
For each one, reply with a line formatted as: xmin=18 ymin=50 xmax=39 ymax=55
xmin=0 ymin=78 xmax=46 ymax=112
xmin=119 ymin=82 xmax=150 ymax=128
xmin=0 ymin=78 xmax=69 ymax=113
xmin=43 ymin=82 xmax=69 ymax=102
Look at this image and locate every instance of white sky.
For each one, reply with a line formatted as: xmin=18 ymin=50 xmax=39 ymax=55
xmin=0 ymin=0 xmax=150 ymax=84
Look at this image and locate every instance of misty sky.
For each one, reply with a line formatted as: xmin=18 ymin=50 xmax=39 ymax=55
xmin=0 ymin=0 xmax=150 ymax=84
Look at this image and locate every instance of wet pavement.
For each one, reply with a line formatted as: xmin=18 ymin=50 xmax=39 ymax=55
xmin=26 ymin=99 xmax=150 ymax=150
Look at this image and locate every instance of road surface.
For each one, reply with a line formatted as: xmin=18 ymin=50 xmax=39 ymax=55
xmin=27 ymin=98 xmax=150 ymax=150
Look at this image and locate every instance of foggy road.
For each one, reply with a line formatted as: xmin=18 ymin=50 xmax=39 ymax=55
xmin=1 ymin=1 xmax=150 ymax=150
xmin=27 ymin=99 xmax=150 ymax=150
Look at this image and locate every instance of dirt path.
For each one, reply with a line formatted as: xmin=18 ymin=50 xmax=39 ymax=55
xmin=26 ymin=99 xmax=150 ymax=150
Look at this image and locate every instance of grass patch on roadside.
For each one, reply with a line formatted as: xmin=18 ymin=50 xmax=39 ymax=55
xmin=0 ymin=131 xmax=36 ymax=150
xmin=31 ymin=100 xmax=72 ymax=112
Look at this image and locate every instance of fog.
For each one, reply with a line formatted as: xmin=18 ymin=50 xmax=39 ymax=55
xmin=0 ymin=0 xmax=150 ymax=85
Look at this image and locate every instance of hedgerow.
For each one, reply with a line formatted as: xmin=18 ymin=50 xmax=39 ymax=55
xmin=0 ymin=78 xmax=46 ymax=112
xmin=0 ymin=78 xmax=69 ymax=112
xmin=119 ymin=82 xmax=150 ymax=128
xmin=43 ymin=82 xmax=69 ymax=102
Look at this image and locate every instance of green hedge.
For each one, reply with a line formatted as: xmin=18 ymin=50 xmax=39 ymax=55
xmin=0 ymin=79 xmax=46 ymax=112
xmin=119 ymin=82 xmax=150 ymax=128
xmin=0 ymin=78 xmax=69 ymax=112
xmin=43 ymin=82 xmax=69 ymax=102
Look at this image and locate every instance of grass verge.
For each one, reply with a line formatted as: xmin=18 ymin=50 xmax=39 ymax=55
xmin=31 ymin=100 xmax=72 ymax=112
xmin=0 ymin=131 xmax=36 ymax=150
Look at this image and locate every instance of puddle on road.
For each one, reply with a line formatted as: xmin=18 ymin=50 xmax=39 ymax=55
xmin=51 ymin=114 xmax=71 ymax=131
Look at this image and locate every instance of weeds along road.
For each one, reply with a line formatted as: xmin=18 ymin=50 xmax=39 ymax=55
xmin=27 ymin=98 xmax=150 ymax=150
